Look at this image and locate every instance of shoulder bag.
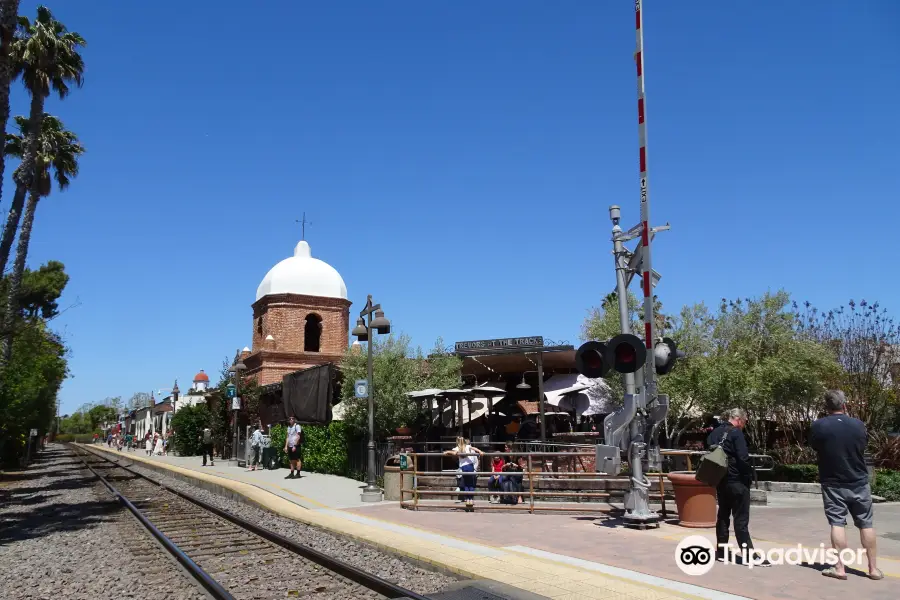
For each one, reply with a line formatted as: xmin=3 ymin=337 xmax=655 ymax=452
xmin=695 ymin=427 xmax=731 ymax=487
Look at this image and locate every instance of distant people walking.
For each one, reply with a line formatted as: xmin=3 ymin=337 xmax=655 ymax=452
xmin=145 ymin=433 xmax=152 ymax=455
xmin=153 ymin=433 xmax=163 ymax=455
xmin=707 ymin=408 xmax=768 ymax=566
xmin=810 ymin=390 xmax=882 ymax=581
xmin=444 ymin=436 xmax=484 ymax=509
xmin=247 ymin=423 xmax=263 ymax=472
xmin=200 ymin=427 xmax=214 ymax=467
xmin=284 ymin=416 xmax=303 ymax=479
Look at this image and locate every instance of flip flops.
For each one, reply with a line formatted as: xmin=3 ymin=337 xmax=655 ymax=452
xmin=821 ymin=567 xmax=848 ymax=580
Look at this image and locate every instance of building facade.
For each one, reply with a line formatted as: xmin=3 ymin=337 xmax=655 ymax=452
xmin=243 ymin=240 xmax=351 ymax=386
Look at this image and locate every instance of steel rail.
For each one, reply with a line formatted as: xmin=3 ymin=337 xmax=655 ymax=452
xmin=71 ymin=446 xmax=235 ymax=600
xmin=73 ymin=444 xmax=430 ymax=600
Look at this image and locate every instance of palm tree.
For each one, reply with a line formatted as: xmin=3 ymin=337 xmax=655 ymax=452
xmin=0 ymin=114 xmax=83 ymax=356
xmin=0 ymin=0 xmax=22 ymax=206
xmin=0 ymin=6 xmax=85 ymax=367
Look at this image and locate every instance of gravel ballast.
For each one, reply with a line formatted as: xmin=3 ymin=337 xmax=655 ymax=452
xmin=115 ymin=455 xmax=458 ymax=595
xmin=0 ymin=445 xmax=206 ymax=600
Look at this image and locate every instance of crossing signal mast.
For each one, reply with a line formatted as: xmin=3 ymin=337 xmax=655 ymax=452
xmin=573 ymin=1 xmax=685 ymax=528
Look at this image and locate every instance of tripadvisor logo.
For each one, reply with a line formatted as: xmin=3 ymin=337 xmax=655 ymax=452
xmin=674 ymin=535 xmax=868 ymax=574
xmin=675 ymin=536 xmax=715 ymax=576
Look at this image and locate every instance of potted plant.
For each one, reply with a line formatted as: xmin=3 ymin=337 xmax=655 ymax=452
xmin=395 ymin=424 xmax=412 ymax=436
xmin=667 ymin=470 xmax=717 ymax=528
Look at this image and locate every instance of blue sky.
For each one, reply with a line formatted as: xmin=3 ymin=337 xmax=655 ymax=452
xmin=12 ymin=1 xmax=898 ymax=414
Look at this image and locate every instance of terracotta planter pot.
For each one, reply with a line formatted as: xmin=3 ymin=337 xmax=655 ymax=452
xmin=395 ymin=427 xmax=412 ymax=436
xmin=667 ymin=471 xmax=717 ymax=528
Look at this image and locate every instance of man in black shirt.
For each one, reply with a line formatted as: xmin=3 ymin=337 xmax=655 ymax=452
xmin=706 ymin=408 xmax=767 ymax=565
xmin=810 ymin=390 xmax=882 ymax=580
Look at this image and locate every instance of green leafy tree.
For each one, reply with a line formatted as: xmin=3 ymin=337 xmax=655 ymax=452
xmin=340 ymin=336 xmax=462 ymax=438
xmin=701 ymin=292 xmax=840 ymax=452
xmin=171 ymin=404 xmax=211 ymax=456
xmin=794 ymin=299 xmax=900 ymax=431
xmin=0 ymin=319 xmax=66 ymax=466
xmin=0 ymin=6 xmax=85 ymax=369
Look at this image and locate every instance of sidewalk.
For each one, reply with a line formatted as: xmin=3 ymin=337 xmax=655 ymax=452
xmin=88 ymin=445 xmax=898 ymax=600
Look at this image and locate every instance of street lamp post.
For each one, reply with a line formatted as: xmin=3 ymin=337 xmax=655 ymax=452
xmin=171 ymin=380 xmax=179 ymax=454
xmin=351 ymin=294 xmax=391 ymax=502
xmin=229 ymin=352 xmax=247 ymax=464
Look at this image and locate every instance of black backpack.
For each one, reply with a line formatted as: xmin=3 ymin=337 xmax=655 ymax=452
xmin=500 ymin=477 xmax=519 ymax=505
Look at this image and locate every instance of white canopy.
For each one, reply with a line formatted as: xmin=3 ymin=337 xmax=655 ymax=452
xmin=542 ymin=373 xmax=613 ymax=416
xmin=331 ymin=401 xmax=348 ymax=421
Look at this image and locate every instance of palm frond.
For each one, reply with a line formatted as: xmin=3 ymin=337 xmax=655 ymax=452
xmin=11 ymin=6 xmax=86 ymax=99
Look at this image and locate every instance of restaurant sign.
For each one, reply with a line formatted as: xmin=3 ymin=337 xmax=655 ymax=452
xmin=455 ymin=336 xmax=544 ymax=352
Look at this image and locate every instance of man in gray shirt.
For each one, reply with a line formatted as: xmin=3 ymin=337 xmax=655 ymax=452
xmin=810 ymin=390 xmax=882 ymax=580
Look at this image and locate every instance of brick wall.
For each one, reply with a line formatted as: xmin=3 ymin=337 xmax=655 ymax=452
xmin=246 ymin=293 xmax=351 ymax=387
xmin=251 ymin=293 xmax=350 ymax=354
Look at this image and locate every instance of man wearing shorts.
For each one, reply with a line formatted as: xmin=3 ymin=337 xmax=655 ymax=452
xmin=810 ymin=390 xmax=882 ymax=580
xmin=284 ymin=416 xmax=302 ymax=479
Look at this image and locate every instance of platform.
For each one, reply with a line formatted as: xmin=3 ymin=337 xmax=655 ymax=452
xmin=86 ymin=445 xmax=899 ymax=600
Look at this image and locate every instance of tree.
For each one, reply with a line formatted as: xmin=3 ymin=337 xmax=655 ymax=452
xmin=700 ymin=292 xmax=839 ymax=452
xmin=657 ymin=302 xmax=716 ymax=446
xmin=1 ymin=114 xmax=83 ymax=366
xmin=0 ymin=318 xmax=66 ymax=466
xmin=580 ymin=291 xmax=670 ymax=403
xmin=340 ymin=336 xmax=463 ymax=438
xmin=1 ymin=115 xmax=83 ymax=271
xmin=0 ymin=0 xmax=21 ymax=205
xmin=0 ymin=6 xmax=85 ymax=369
xmin=128 ymin=392 xmax=151 ymax=411
xmin=18 ymin=260 xmax=68 ymax=318
xmin=171 ymin=404 xmax=211 ymax=456
xmin=794 ymin=299 xmax=900 ymax=431
xmin=0 ymin=258 xmax=69 ymax=465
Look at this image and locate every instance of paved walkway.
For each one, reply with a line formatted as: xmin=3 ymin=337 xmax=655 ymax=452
xmin=109 ymin=447 xmax=371 ymax=509
xmin=87 ymin=445 xmax=899 ymax=600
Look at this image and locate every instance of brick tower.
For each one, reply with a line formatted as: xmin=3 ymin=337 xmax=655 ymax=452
xmin=243 ymin=240 xmax=351 ymax=386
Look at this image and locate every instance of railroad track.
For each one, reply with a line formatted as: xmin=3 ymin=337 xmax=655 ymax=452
xmin=70 ymin=444 xmax=430 ymax=600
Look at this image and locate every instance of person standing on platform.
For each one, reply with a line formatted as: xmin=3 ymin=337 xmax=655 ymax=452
xmin=247 ymin=423 xmax=263 ymax=472
xmin=145 ymin=432 xmax=153 ymax=455
xmin=811 ymin=390 xmax=882 ymax=581
xmin=707 ymin=408 xmax=769 ymax=566
xmin=200 ymin=427 xmax=214 ymax=467
xmin=444 ymin=437 xmax=484 ymax=509
xmin=284 ymin=416 xmax=303 ymax=479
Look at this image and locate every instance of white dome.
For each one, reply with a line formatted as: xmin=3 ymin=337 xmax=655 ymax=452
xmin=255 ymin=241 xmax=347 ymax=301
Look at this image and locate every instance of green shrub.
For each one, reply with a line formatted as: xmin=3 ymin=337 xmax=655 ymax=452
xmin=757 ymin=463 xmax=819 ymax=483
xmin=874 ymin=469 xmax=900 ymax=501
xmin=302 ymin=421 xmax=352 ymax=476
xmin=170 ymin=404 xmax=211 ymax=456
xmin=269 ymin=424 xmax=288 ymax=468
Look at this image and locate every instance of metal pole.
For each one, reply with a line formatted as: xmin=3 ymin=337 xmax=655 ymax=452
xmin=635 ymin=0 xmax=657 ymax=399
xmin=537 ymin=353 xmax=546 ymax=441
xmin=361 ymin=296 xmax=382 ymax=501
xmin=612 ymin=215 xmax=636 ymax=395
xmin=232 ymin=368 xmax=240 ymax=463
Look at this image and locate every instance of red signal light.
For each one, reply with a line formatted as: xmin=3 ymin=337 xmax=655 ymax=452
xmin=604 ymin=334 xmax=647 ymax=374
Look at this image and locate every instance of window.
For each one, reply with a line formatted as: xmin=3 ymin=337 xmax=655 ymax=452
xmin=256 ymin=317 xmax=263 ymax=335
xmin=304 ymin=313 xmax=322 ymax=352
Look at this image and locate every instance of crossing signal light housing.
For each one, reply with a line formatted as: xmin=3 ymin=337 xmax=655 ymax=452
xmin=575 ymin=341 xmax=609 ymax=379
xmin=654 ymin=336 xmax=685 ymax=375
xmin=575 ymin=333 xmax=647 ymax=378
xmin=605 ymin=334 xmax=647 ymax=374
